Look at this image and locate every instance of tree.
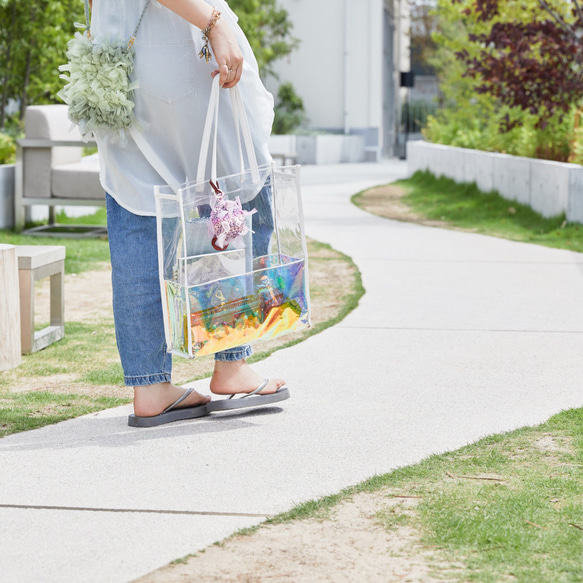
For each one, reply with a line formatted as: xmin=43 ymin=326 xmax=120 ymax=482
xmin=272 ymin=82 xmax=306 ymax=134
xmin=422 ymin=0 xmax=576 ymax=162
xmin=453 ymin=0 xmax=583 ymax=127
xmin=0 ymin=0 xmax=82 ymax=128
xmin=226 ymin=0 xmax=298 ymax=78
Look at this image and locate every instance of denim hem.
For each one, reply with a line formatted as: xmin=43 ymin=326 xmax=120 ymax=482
xmin=214 ymin=345 xmax=253 ymax=362
xmin=124 ymin=372 xmax=172 ymax=387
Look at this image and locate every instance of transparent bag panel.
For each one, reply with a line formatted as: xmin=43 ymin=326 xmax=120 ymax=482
xmin=178 ymin=246 xmax=248 ymax=287
xmin=272 ymin=168 xmax=305 ymax=261
xmin=156 ymin=192 xmax=183 ymax=282
xmin=164 ymin=280 xmax=188 ymax=353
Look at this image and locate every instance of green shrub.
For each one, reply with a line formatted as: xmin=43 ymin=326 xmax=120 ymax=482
xmin=273 ymin=82 xmax=307 ymax=135
xmin=423 ymin=107 xmax=583 ymax=162
xmin=424 ymin=105 xmax=574 ymax=162
xmin=0 ymin=132 xmax=16 ymax=165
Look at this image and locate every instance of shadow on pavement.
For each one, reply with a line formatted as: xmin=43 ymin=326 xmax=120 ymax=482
xmin=0 ymin=406 xmax=286 ymax=453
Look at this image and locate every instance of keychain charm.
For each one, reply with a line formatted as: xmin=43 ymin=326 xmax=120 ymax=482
xmin=209 ymin=180 xmax=255 ymax=250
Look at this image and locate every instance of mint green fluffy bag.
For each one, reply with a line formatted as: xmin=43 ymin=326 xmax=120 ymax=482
xmin=58 ymin=0 xmax=150 ymax=142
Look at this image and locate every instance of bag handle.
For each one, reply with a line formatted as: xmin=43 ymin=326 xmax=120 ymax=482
xmin=196 ymin=75 xmax=260 ymax=190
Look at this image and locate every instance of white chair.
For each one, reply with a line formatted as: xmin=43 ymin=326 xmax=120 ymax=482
xmin=14 ymin=105 xmax=106 ymax=234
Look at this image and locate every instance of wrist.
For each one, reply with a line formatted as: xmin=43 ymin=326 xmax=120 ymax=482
xmin=208 ymin=17 xmax=226 ymax=39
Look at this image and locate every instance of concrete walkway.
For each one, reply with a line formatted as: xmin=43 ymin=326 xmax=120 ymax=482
xmin=2 ymin=161 xmax=583 ymax=582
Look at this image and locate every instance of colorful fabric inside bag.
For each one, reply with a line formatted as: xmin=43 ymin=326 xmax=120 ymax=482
xmin=58 ymin=0 xmax=150 ymax=141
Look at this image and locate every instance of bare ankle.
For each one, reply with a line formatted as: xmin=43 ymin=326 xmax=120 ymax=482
xmin=210 ymin=360 xmax=284 ymax=395
xmin=133 ymin=382 xmax=172 ymax=417
xmin=214 ymin=358 xmax=245 ymax=371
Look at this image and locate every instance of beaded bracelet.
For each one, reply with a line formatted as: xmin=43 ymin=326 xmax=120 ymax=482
xmin=199 ymin=9 xmax=221 ymax=63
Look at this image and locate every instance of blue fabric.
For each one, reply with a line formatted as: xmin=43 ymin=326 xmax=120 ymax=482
xmin=106 ymin=193 xmax=253 ymax=387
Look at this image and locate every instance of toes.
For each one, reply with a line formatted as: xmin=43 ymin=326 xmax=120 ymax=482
xmin=189 ymin=390 xmax=211 ymax=405
xmin=264 ymin=379 xmax=285 ymax=394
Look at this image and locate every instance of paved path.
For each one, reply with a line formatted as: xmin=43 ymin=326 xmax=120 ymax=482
xmin=2 ymin=161 xmax=583 ymax=582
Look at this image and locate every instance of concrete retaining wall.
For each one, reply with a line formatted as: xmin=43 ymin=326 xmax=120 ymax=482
xmin=407 ymin=141 xmax=583 ymax=223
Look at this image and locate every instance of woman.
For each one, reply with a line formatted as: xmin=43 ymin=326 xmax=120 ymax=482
xmin=89 ymin=0 xmax=287 ymax=426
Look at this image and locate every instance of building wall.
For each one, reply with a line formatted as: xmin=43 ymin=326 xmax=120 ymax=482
xmin=266 ymin=0 xmax=345 ymax=130
xmin=268 ymin=0 xmax=409 ymax=158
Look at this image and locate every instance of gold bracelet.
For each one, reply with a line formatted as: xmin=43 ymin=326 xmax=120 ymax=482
xmin=199 ymin=9 xmax=221 ymax=63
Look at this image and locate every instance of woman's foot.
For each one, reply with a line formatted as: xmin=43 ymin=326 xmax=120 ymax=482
xmin=210 ymin=359 xmax=285 ymax=396
xmin=133 ymin=382 xmax=210 ymax=418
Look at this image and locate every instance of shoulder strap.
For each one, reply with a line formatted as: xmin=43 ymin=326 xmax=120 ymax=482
xmin=84 ymin=0 xmax=151 ymax=45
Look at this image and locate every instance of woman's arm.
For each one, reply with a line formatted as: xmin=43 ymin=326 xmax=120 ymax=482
xmin=156 ymin=0 xmax=243 ymax=88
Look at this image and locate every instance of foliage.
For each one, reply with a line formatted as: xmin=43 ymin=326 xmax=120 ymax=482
xmin=272 ymin=82 xmax=307 ymax=134
xmin=424 ymin=103 xmax=575 ymax=162
xmin=228 ymin=0 xmax=298 ymax=78
xmin=0 ymin=0 xmax=83 ymax=128
xmin=452 ymin=0 xmax=583 ymax=127
xmin=424 ymin=0 xmax=583 ymax=162
xmin=0 ymin=131 xmax=15 ymax=164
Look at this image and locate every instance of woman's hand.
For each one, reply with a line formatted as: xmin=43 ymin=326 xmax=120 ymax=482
xmin=209 ymin=18 xmax=243 ymax=88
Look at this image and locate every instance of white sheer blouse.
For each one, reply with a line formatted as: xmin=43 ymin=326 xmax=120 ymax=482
xmin=90 ymin=0 xmax=274 ymax=216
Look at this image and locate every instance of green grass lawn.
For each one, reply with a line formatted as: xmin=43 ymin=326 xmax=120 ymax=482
xmin=55 ymin=207 xmax=107 ymax=226
xmin=377 ymin=408 xmax=583 ymax=582
xmin=394 ymin=171 xmax=583 ymax=253
xmin=229 ymin=407 xmax=583 ymax=582
xmin=0 ymin=231 xmax=110 ymax=274
xmin=0 ymin=392 xmax=126 ymax=436
xmin=0 ymin=207 xmax=109 ymax=274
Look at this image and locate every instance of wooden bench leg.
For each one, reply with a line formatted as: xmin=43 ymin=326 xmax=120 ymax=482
xmin=18 ymin=268 xmax=34 ymax=355
xmin=19 ymin=261 xmax=65 ymax=354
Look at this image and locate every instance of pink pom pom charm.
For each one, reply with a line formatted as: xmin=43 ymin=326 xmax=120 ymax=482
xmin=209 ymin=180 xmax=256 ymax=251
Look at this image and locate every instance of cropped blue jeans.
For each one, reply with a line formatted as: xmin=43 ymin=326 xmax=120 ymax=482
xmin=106 ymin=194 xmax=253 ymax=387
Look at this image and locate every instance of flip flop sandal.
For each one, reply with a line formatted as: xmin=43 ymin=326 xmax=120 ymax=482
xmin=128 ymin=388 xmax=209 ymax=427
xmin=207 ymin=379 xmax=290 ymax=412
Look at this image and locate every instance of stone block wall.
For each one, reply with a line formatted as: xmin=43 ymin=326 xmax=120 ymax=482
xmin=407 ymin=141 xmax=583 ymax=223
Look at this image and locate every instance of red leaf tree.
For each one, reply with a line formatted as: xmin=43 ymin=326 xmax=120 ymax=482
xmin=453 ymin=0 xmax=583 ymax=127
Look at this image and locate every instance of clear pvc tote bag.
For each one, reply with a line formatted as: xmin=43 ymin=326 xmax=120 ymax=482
xmin=155 ymin=76 xmax=311 ymax=358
